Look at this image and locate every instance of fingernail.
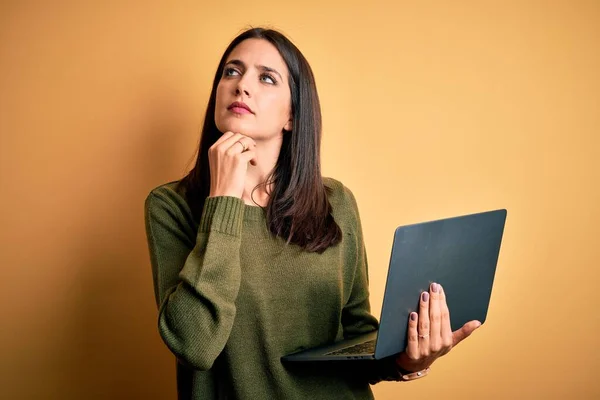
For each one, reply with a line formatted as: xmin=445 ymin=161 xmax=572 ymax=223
xmin=422 ymin=292 xmax=429 ymax=302
xmin=410 ymin=313 xmax=417 ymax=321
xmin=431 ymin=283 xmax=438 ymax=293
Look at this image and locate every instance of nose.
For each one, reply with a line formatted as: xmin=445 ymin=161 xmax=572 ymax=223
xmin=235 ymin=85 xmax=250 ymax=97
xmin=234 ymin=75 xmax=251 ymax=98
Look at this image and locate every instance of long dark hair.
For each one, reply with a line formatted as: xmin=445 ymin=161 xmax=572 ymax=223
xmin=179 ymin=27 xmax=341 ymax=253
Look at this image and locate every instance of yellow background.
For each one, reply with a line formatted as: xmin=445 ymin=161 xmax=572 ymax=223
xmin=1 ymin=1 xmax=598 ymax=399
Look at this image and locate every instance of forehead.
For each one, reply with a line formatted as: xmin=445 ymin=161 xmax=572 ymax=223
xmin=226 ymin=39 xmax=288 ymax=76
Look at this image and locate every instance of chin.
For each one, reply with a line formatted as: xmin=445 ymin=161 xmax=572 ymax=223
xmin=216 ymin=118 xmax=256 ymax=137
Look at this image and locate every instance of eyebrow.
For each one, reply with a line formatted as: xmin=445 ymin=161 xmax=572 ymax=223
xmin=225 ymin=59 xmax=283 ymax=81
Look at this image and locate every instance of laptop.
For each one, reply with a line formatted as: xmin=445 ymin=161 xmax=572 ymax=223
xmin=281 ymin=209 xmax=507 ymax=362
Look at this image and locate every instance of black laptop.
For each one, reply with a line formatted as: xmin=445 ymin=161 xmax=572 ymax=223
xmin=281 ymin=209 xmax=507 ymax=362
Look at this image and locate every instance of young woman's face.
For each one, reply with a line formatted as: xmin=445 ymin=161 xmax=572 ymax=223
xmin=215 ymin=39 xmax=292 ymax=140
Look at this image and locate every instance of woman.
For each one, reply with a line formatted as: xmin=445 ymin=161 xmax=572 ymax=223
xmin=144 ymin=27 xmax=481 ymax=399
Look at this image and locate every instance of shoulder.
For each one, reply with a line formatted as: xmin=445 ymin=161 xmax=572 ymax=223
xmin=145 ymin=180 xmax=182 ymax=212
xmin=146 ymin=180 xmax=184 ymax=203
xmin=323 ymin=177 xmax=359 ymax=208
xmin=323 ymin=177 xmax=361 ymax=226
xmin=144 ymin=180 xmax=196 ymax=229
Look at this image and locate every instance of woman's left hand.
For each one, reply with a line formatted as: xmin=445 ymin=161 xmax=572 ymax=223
xmin=395 ymin=282 xmax=482 ymax=373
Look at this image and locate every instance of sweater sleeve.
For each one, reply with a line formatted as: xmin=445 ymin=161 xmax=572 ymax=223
xmin=340 ymin=184 xmax=379 ymax=338
xmin=144 ymin=189 xmax=244 ymax=371
xmin=340 ymin=184 xmax=404 ymax=384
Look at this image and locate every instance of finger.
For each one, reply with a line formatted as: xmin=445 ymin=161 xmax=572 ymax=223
xmin=418 ymin=291 xmax=430 ymax=352
xmin=220 ymin=133 xmax=247 ymax=155
xmin=452 ymin=320 xmax=482 ymax=347
xmin=239 ymin=149 xmax=257 ymax=166
xmin=429 ymin=282 xmax=442 ymax=351
xmin=438 ymin=285 xmax=453 ymax=349
xmin=222 ymin=134 xmax=256 ymax=155
xmin=219 ymin=133 xmax=245 ymax=152
xmin=233 ymin=137 xmax=257 ymax=153
xmin=213 ymin=131 xmax=235 ymax=146
xmin=226 ymin=139 xmax=256 ymax=156
xmin=210 ymin=132 xmax=242 ymax=156
xmin=405 ymin=312 xmax=419 ymax=360
xmin=231 ymin=140 xmax=246 ymax=153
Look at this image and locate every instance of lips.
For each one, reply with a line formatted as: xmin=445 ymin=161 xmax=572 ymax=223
xmin=227 ymin=101 xmax=253 ymax=114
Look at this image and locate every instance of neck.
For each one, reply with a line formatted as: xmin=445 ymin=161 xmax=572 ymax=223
xmin=242 ymin=134 xmax=282 ymax=207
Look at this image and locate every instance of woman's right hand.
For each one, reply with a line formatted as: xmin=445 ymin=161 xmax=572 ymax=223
xmin=208 ymin=131 xmax=257 ymax=199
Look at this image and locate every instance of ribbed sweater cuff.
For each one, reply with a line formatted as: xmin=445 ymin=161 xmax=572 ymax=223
xmin=199 ymin=196 xmax=245 ymax=236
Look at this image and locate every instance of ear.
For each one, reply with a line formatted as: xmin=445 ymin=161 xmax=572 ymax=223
xmin=284 ymin=117 xmax=292 ymax=132
xmin=284 ymin=110 xmax=293 ymax=131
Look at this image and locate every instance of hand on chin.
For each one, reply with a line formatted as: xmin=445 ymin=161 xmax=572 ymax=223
xmin=218 ymin=120 xmax=254 ymax=138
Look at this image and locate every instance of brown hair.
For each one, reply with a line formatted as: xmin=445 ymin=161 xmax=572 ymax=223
xmin=179 ymin=27 xmax=341 ymax=253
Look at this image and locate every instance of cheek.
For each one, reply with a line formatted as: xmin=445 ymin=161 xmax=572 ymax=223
xmin=214 ymin=83 xmax=227 ymax=129
xmin=215 ymin=82 xmax=231 ymax=119
xmin=264 ymin=92 xmax=291 ymax=121
xmin=215 ymin=82 xmax=225 ymax=105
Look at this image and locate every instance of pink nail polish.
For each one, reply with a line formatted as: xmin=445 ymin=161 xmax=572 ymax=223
xmin=431 ymin=283 xmax=438 ymax=293
xmin=410 ymin=313 xmax=417 ymax=321
xmin=422 ymin=292 xmax=429 ymax=302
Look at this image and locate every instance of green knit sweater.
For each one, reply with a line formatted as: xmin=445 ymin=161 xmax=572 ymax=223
xmin=144 ymin=177 xmax=402 ymax=399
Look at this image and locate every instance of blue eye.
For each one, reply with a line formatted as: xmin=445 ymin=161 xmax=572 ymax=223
xmin=224 ymin=67 xmax=240 ymax=77
xmin=260 ymin=74 xmax=276 ymax=84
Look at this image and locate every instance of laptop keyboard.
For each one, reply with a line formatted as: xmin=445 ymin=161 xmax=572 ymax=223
xmin=325 ymin=340 xmax=376 ymax=356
